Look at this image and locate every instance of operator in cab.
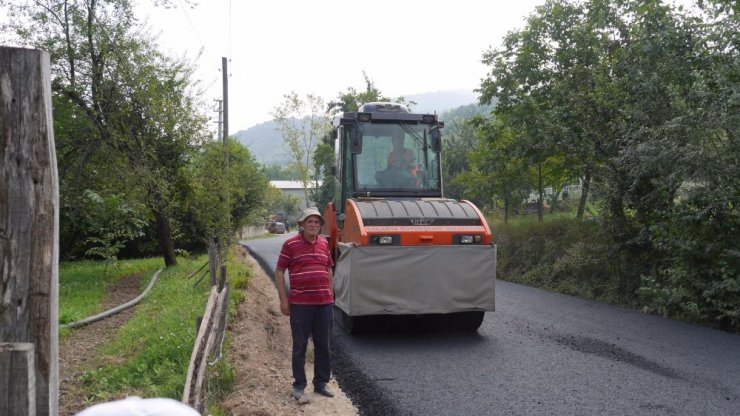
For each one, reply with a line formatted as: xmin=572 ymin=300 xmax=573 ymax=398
xmin=384 ymin=133 xmax=420 ymax=187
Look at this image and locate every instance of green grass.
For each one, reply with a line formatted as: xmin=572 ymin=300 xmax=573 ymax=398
xmin=61 ymin=248 xmax=252 ymax=404
xmin=59 ymin=258 xmax=164 ymax=327
xmin=490 ymin=213 xmax=641 ymax=307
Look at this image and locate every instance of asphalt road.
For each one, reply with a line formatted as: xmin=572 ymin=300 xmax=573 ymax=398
xmin=241 ymin=234 xmax=740 ymax=416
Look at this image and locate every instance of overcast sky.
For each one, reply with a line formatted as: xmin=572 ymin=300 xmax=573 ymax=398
xmin=135 ymin=0 xmax=547 ymax=133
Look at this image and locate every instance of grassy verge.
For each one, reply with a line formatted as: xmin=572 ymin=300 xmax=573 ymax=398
xmin=62 ymin=247 xmax=252 ymax=408
xmin=59 ymin=258 xmax=164 ymax=337
xmin=490 ymin=210 xmax=739 ymax=332
xmin=491 ymin=213 xmax=642 ymax=308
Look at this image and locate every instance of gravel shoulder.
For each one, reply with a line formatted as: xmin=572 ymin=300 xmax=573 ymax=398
xmin=221 ymin=247 xmax=358 ymax=415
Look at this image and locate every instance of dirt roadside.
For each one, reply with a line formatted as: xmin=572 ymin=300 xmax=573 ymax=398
xmin=59 ymin=273 xmax=145 ymax=415
xmin=219 ymin=247 xmax=359 ymax=415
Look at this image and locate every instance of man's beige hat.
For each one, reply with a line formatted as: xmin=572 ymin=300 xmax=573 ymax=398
xmin=298 ymin=207 xmax=324 ymax=225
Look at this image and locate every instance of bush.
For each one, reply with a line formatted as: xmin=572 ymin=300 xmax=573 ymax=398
xmin=494 ymin=216 xmax=643 ymax=308
xmin=640 ymin=192 xmax=740 ymax=331
xmin=493 ymin=210 xmax=739 ymax=332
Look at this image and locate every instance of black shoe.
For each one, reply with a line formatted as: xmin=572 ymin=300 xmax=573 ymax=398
xmin=314 ymin=384 xmax=335 ymax=398
xmin=291 ymin=387 xmax=310 ymax=404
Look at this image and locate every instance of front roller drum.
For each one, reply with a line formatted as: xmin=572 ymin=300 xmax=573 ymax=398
xmin=336 ymin=307 xmax=485 ymax=334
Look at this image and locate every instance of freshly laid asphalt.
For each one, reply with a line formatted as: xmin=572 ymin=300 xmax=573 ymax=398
xmin=241 ymin=234 xmax=740 ymax=416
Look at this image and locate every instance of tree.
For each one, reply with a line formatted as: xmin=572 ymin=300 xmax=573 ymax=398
xmin=262 ymin=163 xmax=300 ymax=180
xmin=272 ymin=92 xmax=331 ymax=207
xmin=441 ymin=107 xmax=482 ymax=201
xmin=187 ymin=139 xmax=269 ymax=251
xmin=310 ymin=130 xmax=337 ymax=211
xmin=464 ymin=114 xmax=534 ymax=221
xmin=312 ymin=73 xmax=415 ymax=210
xmin=475 ymin=0 xmax=739 ymax=329
xmin=478 ymin=0 xmax=626 ymax=220
xmin=635 ymin=0 xmax=740 ymax=329
xmin=326 ymin=72 xmax=412 ymax=112
xmin=4 ymin=0 xmax=211 ymax=266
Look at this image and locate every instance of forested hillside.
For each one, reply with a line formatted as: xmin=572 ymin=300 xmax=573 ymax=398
xmin=234 ymin=121 xmax=290 ymax=165
xmin=233 ymin=91 xmax=479 ymax=166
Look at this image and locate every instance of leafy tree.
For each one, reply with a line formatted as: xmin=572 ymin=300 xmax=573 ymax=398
xmin=272 ymin=92 xmax=332 ymax=207
xmin=464 ymin=114 xmax=534 ymax=221
xmin=441 ymin=108 xmax=480 ymax=201
xmin=262 ymin=163 xmax=300 ymax=180
xmin=187 ymin=139 xmax=268 ymax=253
xmin=77 ymin=190 xmax=147 ymax=266
xmin=326 ymin=71 xmax=397 ymax=114
xmin=634 ymin=0 xmax=740 ymax=329
xmin=310 ymin=130 xmax=337 ymax=211
xmin=4 ymin=0 xmax=211 ymax=266
xmin=475 ymin=0 xmax=739 ymax=329
xmin=263 ymin=185 xmax=285 ymax=217
xmin=311 ymin=73 xmax=419 ymax=210
xmin=478 ymin=0 xmax=623 ymax=220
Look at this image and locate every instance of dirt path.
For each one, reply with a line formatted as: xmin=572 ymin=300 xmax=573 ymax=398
xmin=222 ymin=248 xmax=358 ymax=415
xmin=59 ymin=272 xmax=145 ymax=416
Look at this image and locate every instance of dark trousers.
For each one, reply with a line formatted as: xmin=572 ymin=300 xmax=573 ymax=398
xmin=289 ymin=303 xmax=333 ymax=389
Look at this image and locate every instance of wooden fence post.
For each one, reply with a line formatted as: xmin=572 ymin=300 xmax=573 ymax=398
xmin=0 ymin=343 xmax=36 ymax=416
xmin=0 ymin=46 xmax=59 ymax=416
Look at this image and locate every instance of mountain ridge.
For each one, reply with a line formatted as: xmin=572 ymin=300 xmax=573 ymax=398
xmin=234 ymin=89 xmax=481 ymax=166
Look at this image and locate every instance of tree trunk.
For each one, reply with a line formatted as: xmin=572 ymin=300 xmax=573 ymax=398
xmin=577 ymin=170 xmax=592 ymax=219
xmin=153 ymin=206 xmax=177 ymax=267
xmin=550 ymin=190 xmax=561 ymax=214
xmin=537 ymin=162 xmax=544 ymax=222
xmin=504 ymin=197 xmax=509 ymax=224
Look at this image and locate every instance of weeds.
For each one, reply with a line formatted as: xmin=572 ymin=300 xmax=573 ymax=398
xmin=63 ymin=246 xmax=253 ymax=406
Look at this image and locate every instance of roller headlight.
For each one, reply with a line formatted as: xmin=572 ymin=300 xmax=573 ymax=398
xmin=370 ymin=235 xmax=396 ymax=245
xmin=378 ymin=236 xmax=393 ymax=245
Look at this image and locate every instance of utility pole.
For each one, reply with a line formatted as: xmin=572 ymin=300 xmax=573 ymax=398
xmin=213 ymin=99 xmax=223 ymax=141
xmin=222 ymin=58 xmax=229 ymax=143
xmin=219 ymin=57 xmax=230 ymax=288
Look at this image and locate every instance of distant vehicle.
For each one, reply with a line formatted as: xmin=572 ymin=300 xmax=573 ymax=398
xmin=268 ymin=221 xmax=286 ymax=234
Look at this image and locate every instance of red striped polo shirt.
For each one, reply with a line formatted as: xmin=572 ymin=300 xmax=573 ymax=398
xmin=276 ymin=232 xmax=334 ymax=305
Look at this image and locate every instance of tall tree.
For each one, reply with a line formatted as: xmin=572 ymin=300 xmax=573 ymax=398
xmin=187 ymin=139 xmax=269 ymax=249
xmin=326 ymin=71 xmax=394 ymax=114
xmin=478 ymin=0 xmax=625 ymax=220
xmin=4 ymin=0 xmax=210 ymax=265
xmin=272 ymin=92 xmax=331 ymax=207
xmin=441 ymin=106 xmax=483 ymax=202
xmin=464 ymin=114 xmax=535 ymax=220
xmin=312 ymin=73 xmax=414 ymax=210
xmin=476 ymin=0 xmax=739 ymax=328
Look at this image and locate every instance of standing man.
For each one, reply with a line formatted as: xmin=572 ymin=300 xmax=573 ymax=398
xmin=275 ymin=207 xmax=335 ymax=402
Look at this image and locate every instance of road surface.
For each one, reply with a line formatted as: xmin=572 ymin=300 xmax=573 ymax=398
xmin=241 ymin=234 xmax=739 ymax=416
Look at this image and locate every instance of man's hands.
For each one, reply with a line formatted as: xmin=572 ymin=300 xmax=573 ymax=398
xmin=280 ymin=298 xmax=290 ymax=316
xmin=275 ymin=269 xmax=290 ymax=316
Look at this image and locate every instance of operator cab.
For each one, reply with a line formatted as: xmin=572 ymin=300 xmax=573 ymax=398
xmin=334 ymin=102 xmax=444 ymax=208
